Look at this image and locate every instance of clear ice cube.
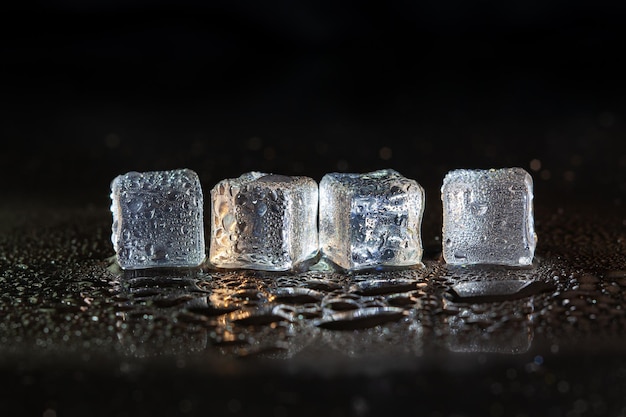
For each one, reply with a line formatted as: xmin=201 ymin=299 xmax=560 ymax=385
xmin=209 ymin=172 xmax=318 ymax=271
xmin=110 ymin=168 xmax=206 ymax=270
xmin=441 ymin=167 xmax=537 ymax=266
xmin=319 ymin=169 xmax=425 ymax=270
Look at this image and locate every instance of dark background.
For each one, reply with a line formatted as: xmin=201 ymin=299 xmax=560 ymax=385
xmin=2 ymin=1 xmax=626 ymax=205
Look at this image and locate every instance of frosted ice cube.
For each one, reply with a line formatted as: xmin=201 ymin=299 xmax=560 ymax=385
xmin=110 ymin=168 xmax=206 ymax=270
xmin=441 ymin=167 xmax=537 ymax=266
xmin=209 ymin=172 xmax=318 ymax=271
xmin=319 ymin=169 xmax=425 ymax=270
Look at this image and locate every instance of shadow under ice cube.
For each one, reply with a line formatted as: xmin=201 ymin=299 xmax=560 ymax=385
xmin=319 ymin=169 xmax=425 ymax=271
xmin=110 ymin=168 xmax=206 ymax=270
xmin=441 ymin=167 xmax=537 ymax=266
xmin=209 ymin=172 xmax=318 ymax=271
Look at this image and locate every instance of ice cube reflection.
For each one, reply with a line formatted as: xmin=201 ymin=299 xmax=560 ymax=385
xmin=444 ymin=297 xmax=534 ymax=354
xmin=443 ymin=279 xmax=534 ymax=354
xmin=115 ymin=271 xmax=211 ymax=357
xmin=113 ymin=268 xmax=322 ymax=359
xmin=109 ymin=258 xmax=549 ymax=361
xmin=432 ymin=261 xmax=560 ymax=355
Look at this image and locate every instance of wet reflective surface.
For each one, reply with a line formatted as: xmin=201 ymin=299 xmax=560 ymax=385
xmin=1 ymin=197 xmax=625 ymax=416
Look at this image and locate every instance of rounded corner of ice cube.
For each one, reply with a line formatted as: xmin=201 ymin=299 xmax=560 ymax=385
xmin=509 ymin=166 xmax=531 ymax=176
xmin=522 ymin=170 xmax=535 ymax=191
xmin=181 ymin=167 xmax=202 ymax=183
xmin=109 ymin=177 xmax=118 ymax=192
xmin=121 ymin=170 xmax=142 ymax=182
xmin=304 ymin=175 xmax=319 ymax=187
xmin=319 ymin=172 xmax=338 ymax=185
xmin=110 ymin=174 xmax=125 ymax=193
xmin=440 ymin=170 xmax=459 ymax=194
xmin=115 ymin=256 xmax=132 ymax=271
xmin=408 ymin=177 xmax=425 ymax=195
xmin=444 ymin=167 xmax=466 ymax=180
xmin=209 ymin=177 xmax=227 ymax=194
xmin=295 ymin=175 xmax=318 ymax=192
xmin=178 ymin=167 xmax=197 ymax=177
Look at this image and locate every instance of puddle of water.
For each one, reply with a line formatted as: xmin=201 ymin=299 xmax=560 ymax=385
xmin=446 ymin=280 xmax=555 ymax=303
xmin=314 ymin=307 xmax=406 ymax=330
xmin=270 ymin=287 xmax=323 ymax=304
xmin=186 ymin=302 xmax=239 ymax=317
xmin=350 ymin=279 xmax=419 ymax=296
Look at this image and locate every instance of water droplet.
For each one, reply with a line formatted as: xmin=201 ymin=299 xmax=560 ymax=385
xmin=271 ymin=287 xmax=322 ymax=304
xmin=351 ymin=279 xmax=417 ymax=296
xmin=470 ymin=202 xmax=488 ymax=216
xmin=127 ymin=198 xmax=143 ymax=212
xmin=256 ymin=202 xmax=268 ymax=216
xmin=315 ymin=307 xmax=405 ymax=330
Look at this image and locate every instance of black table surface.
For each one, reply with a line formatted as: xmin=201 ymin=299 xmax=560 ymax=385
xmin=1 ymin=183 xmax=626 ymax=417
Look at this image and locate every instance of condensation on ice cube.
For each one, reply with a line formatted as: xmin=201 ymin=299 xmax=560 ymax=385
xmin=441 ymin=167 xmax=537 ymax=266
xmin=319 ymin=169 xmax=425 ymax=271
xmin=209 ymin=172 xmax=318 ymax=271
xmin=110 ymin=168 xmax=206 ymax=270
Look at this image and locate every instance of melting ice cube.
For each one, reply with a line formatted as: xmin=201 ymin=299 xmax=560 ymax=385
xmin=441 ymin=167 xmax=537 ymax=266
xmin=110 ymin=168 xmax=206 ymax=270
xmin=209 ymin=172 xmax=318 ymax=271
xmin=319 ymin=169 xmax=425 ymax=270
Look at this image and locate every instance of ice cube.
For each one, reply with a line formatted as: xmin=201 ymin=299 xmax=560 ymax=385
xmin=209 ymin=172 xmax=318 ymax=271
xmin=441 ymin=167 xmax=537 ymax=266
xmin=319 ymin=169 xmax=425 ymax=270
xmin=110 ymin=168 xmax=206 ymax=270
